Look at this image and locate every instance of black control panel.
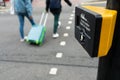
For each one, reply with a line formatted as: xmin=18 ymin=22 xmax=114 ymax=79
xmin=75 ymin=6 xmax=102 ymax=57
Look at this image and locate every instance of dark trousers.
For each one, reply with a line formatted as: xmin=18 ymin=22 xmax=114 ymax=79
xmin=53 ymin=13 xmax=60 ymax=34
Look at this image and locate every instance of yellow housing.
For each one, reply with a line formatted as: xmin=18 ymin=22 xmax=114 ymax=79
xmin=83 ymin=6 xmax=117 ymax=57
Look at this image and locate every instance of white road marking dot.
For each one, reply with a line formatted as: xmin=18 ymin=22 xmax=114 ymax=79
xmin=56 ymin=52 xmax=63 ymax=58
xmin=69 ymin=17 xmax=73 ymax=20
xmin=70 ymin=14 xmax=74 ymax=17
xmin=60 ymin=41 xmax=66 ymax=46
xmin=63 ymin=33 xmax=69 ymax=37
xmin=68 ymin=21 xmax=72 ymax=24
xmin=73 ymin=10 xmax=75 ymax=13
xmin=66 ymin=26 xmax=71 ymax=30
xmin=49 ymin=68 xmax=58 ymax=75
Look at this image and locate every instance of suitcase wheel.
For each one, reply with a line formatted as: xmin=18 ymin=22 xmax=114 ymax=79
xmin=26 ymin=39 xmax=29 ymax=42
xmin=36 ymin=40 xmax=39 ymax=44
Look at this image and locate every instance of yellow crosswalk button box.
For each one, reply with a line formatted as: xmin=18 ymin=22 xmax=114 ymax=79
xmin=75 ymin=6 xmax=117 ymax=57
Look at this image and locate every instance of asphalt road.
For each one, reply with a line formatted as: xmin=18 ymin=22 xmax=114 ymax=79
xmin=0 ymin=0 xmax=106 ymax=80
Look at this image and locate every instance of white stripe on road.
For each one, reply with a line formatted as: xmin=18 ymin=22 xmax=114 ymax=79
xmin=69 ymin=17 xmax=73 ymax=20
xmin=70 ymin=14 xmax=74 ymax=17
xmin=66 ymin=26 xmax=71 ymax=30
xmin=63 ymin=33 xmax=69 ymax=37
xmin=56 ymin=52 xmax=63 ymax=58
xmin=73 ymin=10 xmax=75 ymax=13
xmin=68 ymin=21 xmax=72 ymax=24
xmin=60 ymin=41 xmax=66 ymax=46
xmin=49 ymin=68 xmax=58 ymax=75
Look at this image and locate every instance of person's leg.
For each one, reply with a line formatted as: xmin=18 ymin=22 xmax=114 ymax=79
xmin=3 ymin=0 xmax=6 ymax=6
xmin=26 ymin=13 xmax=36 ymax=26
xmin=17 ymin=14 xmax=25 ymax=40
xmin=53 ymin=13 xmax=60 ymax=34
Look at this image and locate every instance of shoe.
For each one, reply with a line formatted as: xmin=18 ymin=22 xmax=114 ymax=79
xmin=52 ymin=33 xmax=59 ymax=38
xmin=20 ymin=39 xmax=25 ymax=42
xmin=24 ymin=36 xmax=28 ymax=41
xmin=58 ymin=21 xmax=61 ymax=29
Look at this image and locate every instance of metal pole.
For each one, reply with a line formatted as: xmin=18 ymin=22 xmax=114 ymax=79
xmin=97 ymin=0 xmax=120 ymax=80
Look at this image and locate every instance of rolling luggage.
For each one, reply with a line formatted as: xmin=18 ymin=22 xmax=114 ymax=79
xmin=26 ymin=12 xmax=48 ymax=45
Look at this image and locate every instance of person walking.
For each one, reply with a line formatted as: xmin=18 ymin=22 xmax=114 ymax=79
xmin=46 ymin=0 xmax=72 ymax=38
xmin=14 ymin=0 xmax=36 ymax=42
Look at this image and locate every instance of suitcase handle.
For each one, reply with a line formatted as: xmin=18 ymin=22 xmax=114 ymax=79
xmin=39 ymin=12 xmax=48 ymax=26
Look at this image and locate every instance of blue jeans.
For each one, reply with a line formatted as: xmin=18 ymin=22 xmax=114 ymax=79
xmin=17 ymin=13 xmax=35 ymax=39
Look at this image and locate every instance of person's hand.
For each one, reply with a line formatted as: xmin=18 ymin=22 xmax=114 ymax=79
xmin=69 ymin=3 xmax=72 ymax=6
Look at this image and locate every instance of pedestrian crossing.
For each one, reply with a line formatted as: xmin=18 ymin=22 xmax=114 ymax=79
xmin=48 ymin=8 xmax=75 ymax=76
xmin=0 ymin=6 xmax=9 ymax=14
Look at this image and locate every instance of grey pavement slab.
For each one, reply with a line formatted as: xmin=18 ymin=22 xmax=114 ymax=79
xmin=0 ymin=61 xmax=97 ymax=80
